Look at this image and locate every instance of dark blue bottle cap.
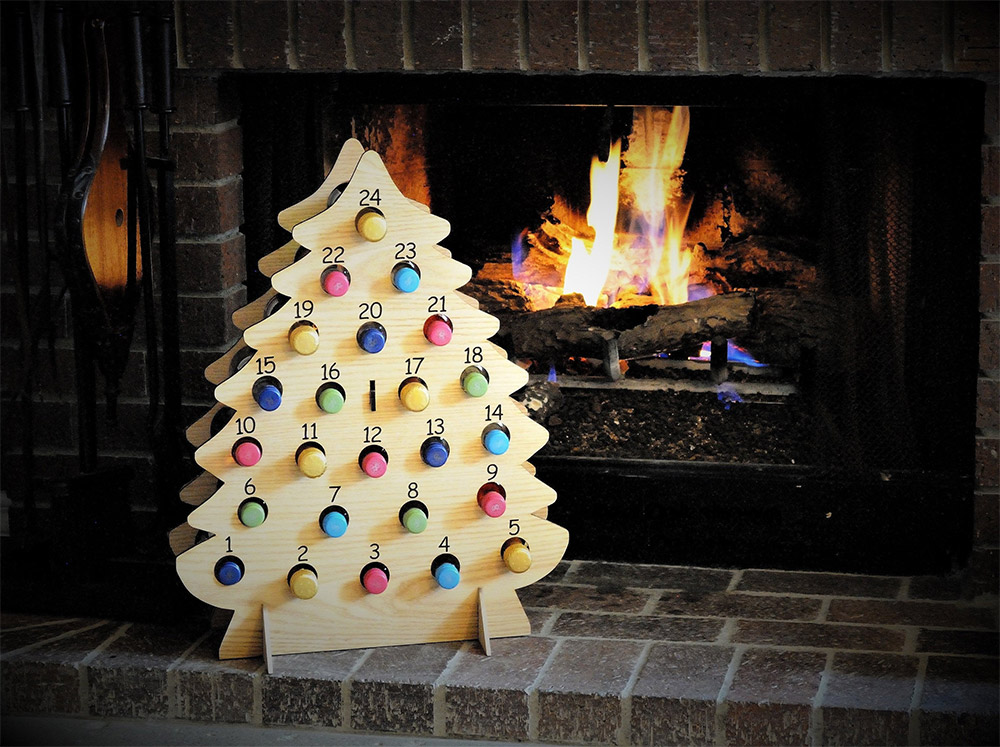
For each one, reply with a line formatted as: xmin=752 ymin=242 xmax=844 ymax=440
xmin=216 ymin=560 xmax=243 ymax=586
xmin=358 ymin=326 xmax=387 ymax=353
xmin=255 ymin=384 xmax=282 ymax=411
xmin=421 ymin=438 xmax=449 ymax=468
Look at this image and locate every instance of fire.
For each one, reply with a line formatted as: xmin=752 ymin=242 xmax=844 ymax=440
xmin=557 ymin=107 xmax=693 ymax=308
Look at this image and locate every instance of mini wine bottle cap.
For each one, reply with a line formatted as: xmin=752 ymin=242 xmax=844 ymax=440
xmin=362 ymin=566 xmax=389 ymax=594
xmin=401 ymin=506 xmax=428 ymax=534
xmin=317 ymin=386 xmax=345 ymax=413
xmin=216 ymin=560 xmax=243 ymax=586
xmin=233 ymin=440 xmax=262 ymax=467
xmin=423 ymin=316 xmax=453 ymax=346
xmin=392 ymin=265 xmax=420 ymax=293
xmin=321 ymin=267 xmax=351 ymax=297
xmin=356 ymin=209 xmax=387 ymax=242
xmin=503 ymin=542 xmax=532 ymax=573
xmin=320 ymin=510 xmax=348 ymax=538
xmin=361 ymin=451 xmax=388 ymax=478
xmin=239 ymin=501 xmax=266 ymax=528
xmin=297 ymin=446 xmax=327 ymax=478
xmin=289 ymin=323 xmax=320 ymax=355
xmin=478 ymin=490 xmax=506 ymax=518
xmin=254 ymin=383 xmax=282 ymax=412
xmin=482 ymin=427 xmax=510 ymax=455
xmin=399 ymin=380 xmax=430 ymax=412
xmin=421 ymin=438 xmax=449 ymax=468
xmin=358 ymin=325 xmax=387 ymax=354
xmin=289 ymin=567 xmax=319 ymax=599
xmin=462 ymin=370 xmax=489 ymax=397
xmin=434 ymin=562 xmax=461 ymax=590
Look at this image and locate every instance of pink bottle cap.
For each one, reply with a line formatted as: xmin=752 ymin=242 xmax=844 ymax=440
xmin=423 ymin=317 xmax=453 ymax=346
xmin=233 ymin=440 xmax=262 ymax=467
xmin=321 ymin=268 xmax=350 ymax=297
xmin=361 ymin=451 xmax=388 ymax=478
xmin=478 ymin=491 xmax=507 ymax=518
xmin=362 ymin=567 xmax=389 ymax=594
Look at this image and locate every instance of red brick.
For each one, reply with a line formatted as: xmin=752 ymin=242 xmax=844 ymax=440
xmin=974 ymin=490 xmax=999 ymax=545
xmin=975 ymin=437 xmax=999 ymax=488
xmin=295 ymin=1 xmax=347 ymax=69
xmin=647 ymin=0 xmax=699 ymax=71
xmin=173 ymin=127 xmax=243 ymax=182
xmin=0 ymin=398 xmax=76 ymax=451
xmin=768 ymin=1 xmax=821 ymax=71
xmin=982 ymin=264 xmax=999 ymax=316
xmin=733 ymin=620 xmax=906 ymax=652
xmin=983 ymin=146 xmax=999 ymax=198
xmin=966 ymin=546 xmax=1000 ymax=596
xmin=354 ymin=0 xmax=404 ymax=70
xmin=656 ymin=591 xmax=823 ymax=621
xmin=706 ymin=1 xmax=760 ymax=72
xmin=551 ymin=612 xmax=723 ymax=642
xmin=986 ymin=85 xmax=999 ymax=144
xmin=175 ymin=178 xmax=243 ymax=237
xmin=178 ymin=287 xmax=247 ymax=347
xmin=469 ymin=0 xmax=520 ymax=70
xmin=981 ymin=320 xmax=999 ymax=371
xmin=891 ymin=1 xmax=944 ymax=71
xmin=978 ymin=378 xmax=1000 ymax=431
xmin=172 ymin=75 xmax=240 ymax=127
xmin=828 ymin=599 xmax=996 ymax=629
xmin=738 ymin=568 xmax=901 ymax=598
xmin=822 ymin=653 xmax=917 ymax=747
xmin=587 ymin=0 xmax=639 ymax=71
xmin=920 ymin=656 xmax=999 ymax=745
xmin=725 ymin=649 xmax=825 ymax=746
xmin=260 ymin=649 xmax=365 ymax=726
xmin=180 ymin=1 xmax=235 ymax=69
xmin=412 ymin=0 xmax=463 ymax=70
xmin=954 ymin=1 xmax=1000 ymax=74
xmin=917 ymin=628 xmax=999 ymax=656
xmin=983 ymin=206 xmax=999 ymax=257
xmin=238 ymin=0 xmax=289 ymax=69
xmin=829 ymin=1 xmax=882 ymax=73
xmin=176 ymin=234 xmax=247 ymax=293
xmin=516 ymin=582 xmax=651 ymax=612
xmin=527 ymin=0 xmax=579 ymax=71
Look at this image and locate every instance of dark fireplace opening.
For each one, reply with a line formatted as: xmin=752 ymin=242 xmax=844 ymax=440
xmin=239 ymin=73 xmax=983 ymax=575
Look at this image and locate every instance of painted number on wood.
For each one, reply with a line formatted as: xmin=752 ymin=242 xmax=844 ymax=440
xmin=363 ymin=426 xmax=382 ymax=443
xmin=359 ymin=302 xmax=383 ymax=319
xmin=464 ymin=346 xmax=483 ymax=364
xmin=359 ymin=189 xmax=381 ymax=206
xmin=484 ymin=404 xmax=503 ymax=421
xmin=427 ymin=296 xmax=446 ymax=313
xmin=294 ymin=300 xmax=314 ymax=318
xmin=394 ymin=242 xmax=416 ymax=260
xmin=236 ymin=417 xmax=256 ymax=435
xmin=321 ymin=363 xmax=340 ymax=380
xmin=322 ymin=246 xmax=345 ymax=264
xmin=256 ymin=356 xmax=275 ymax=375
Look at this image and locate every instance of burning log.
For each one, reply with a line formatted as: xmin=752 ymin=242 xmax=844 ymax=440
xmin=498 ymin=289 xmax=837 ymax=368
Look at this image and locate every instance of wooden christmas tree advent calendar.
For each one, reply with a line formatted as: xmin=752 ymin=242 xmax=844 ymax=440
xmin=174 ymin=139 xmax=568 ymax=667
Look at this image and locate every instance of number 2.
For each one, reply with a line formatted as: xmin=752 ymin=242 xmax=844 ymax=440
xmin=359 ymin=189 xmax=381 ymax=206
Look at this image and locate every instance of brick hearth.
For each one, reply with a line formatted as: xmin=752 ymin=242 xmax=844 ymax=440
xmin=2 ymin=561 xmax=997 ymax=745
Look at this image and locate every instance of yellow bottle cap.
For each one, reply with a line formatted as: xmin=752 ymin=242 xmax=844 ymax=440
xmin=399 ymin=380 xmax=430 ymax=412
xmin=289 ymin=567 xmax=319 ymax=599
xmin=356 ymin=209 xmax=387 ymax=242
xmin=503 ymin=542 xmax=532 ymax=573
xmin=289 ymin=323 xmax=320 ymax=355
xmin=297 ymin=446 xmax=327 ymax=478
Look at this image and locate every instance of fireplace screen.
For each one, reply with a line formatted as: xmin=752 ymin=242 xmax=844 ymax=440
xmin=240 ymin=75 xmax=983 ymax=573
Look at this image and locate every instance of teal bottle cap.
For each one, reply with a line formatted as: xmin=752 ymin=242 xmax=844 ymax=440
xmin=402 ymin=507 xmax=428 ymax=534
xmin=317 ymin=386 xmax=345 ymax=413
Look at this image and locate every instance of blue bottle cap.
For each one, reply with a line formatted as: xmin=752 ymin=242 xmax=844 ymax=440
xmin=216 ymin=560 xmax=242 ymax=586
xmin=359 ymin=326 xmax=387 ymax=353
xmin=321 ymin=510 xmax=348 ymax=538
xmin=255 ymin=384 xmax=282 ymax=411
xmin=392 ymin=266 xmax=421 ymax=293
xmin=434 ymin=562 xmax=460 ymax=590
xmin=482 ymin=428 xmax=510 ymax=455
xmin=421 ymin=439 xmax=449 ymax=468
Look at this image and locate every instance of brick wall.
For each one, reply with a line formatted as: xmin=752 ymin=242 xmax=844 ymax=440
xmin=3 ymin=1 xmax=996 ymax=589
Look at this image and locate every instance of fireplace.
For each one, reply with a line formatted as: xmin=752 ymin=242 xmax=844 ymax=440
xmin=2 ymin=1 xmax=996 ymax=604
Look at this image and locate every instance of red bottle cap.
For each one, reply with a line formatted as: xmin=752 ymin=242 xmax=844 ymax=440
xmin=361 ymin=451 xmax=388 ymax=478
xmin=362 ymin=566 xmax=389 ymax=594
xmin=478 ymin=490 xmax=507 ymax=517
xmin=423 ymin=316 xmax=453 ymax=346
xmin=233 ymin=440 xmax=262 ymax=467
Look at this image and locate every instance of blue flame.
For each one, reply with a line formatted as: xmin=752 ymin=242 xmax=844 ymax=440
xmin=547 ymin=364 xmax=558 ymax=383
xmin=716 ymin=382 xmax=743 ymax=410
xmin=511 ymin=229 xmax=529 ymax=281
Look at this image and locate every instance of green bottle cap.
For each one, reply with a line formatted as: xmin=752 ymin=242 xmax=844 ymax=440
xmin=317 ymin=386 xmax=345 ymax=414
xmin=239 ymin=500 xmax=266 ymax=528
xmin=462 ymin=370 xmax=489 ymax=397
xmin=402 ymin=507 xmax=428 ymax=534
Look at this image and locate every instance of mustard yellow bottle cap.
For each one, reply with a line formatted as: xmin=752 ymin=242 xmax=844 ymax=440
xmin=289 ymin=323 xmax=320 ymax=355
xmin=289 ymin=567 xmax=318 ymax=599
xmin=503 ymin=542 xmax=532 ymax=573
xmin=356 ymin=209 xmax=387 ymax=242
xmin=297 ymin=446 xmax=327 ymax=478
xmin=399 ymin=380 xmax=430 ymax=412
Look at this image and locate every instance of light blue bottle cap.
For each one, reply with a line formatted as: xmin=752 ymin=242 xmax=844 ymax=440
xmin=434 ymin=562 xmax=460 ymax=589
xmin=256 ymin=384 xmax=282 ymax=411
xmin=392 ymin=266 xmax=421 ymax=293
xmin=321 ymin=510 xmax=348 ymax=538
xmin=216 ymin=560 xmax=242 ymax=586
xmin=482 ymin=428 xmax=510 ymax=455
